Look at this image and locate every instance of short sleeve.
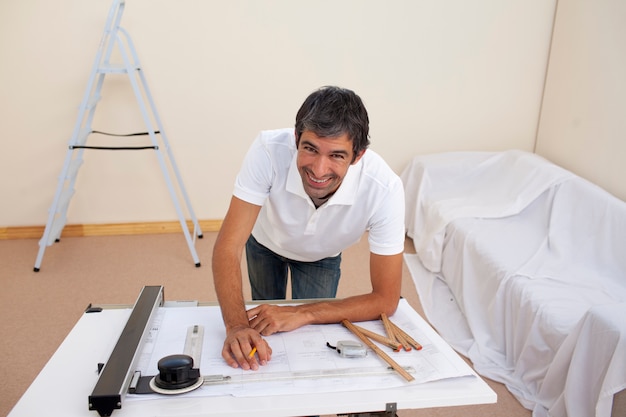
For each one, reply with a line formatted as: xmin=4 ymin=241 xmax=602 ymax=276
xmin=367 ymin=176 xmax=406 ymax=255
xmin=233 ymin=133 xmax=274 ymax=206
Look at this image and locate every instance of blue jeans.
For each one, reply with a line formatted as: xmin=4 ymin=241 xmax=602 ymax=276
xmin=245 ymin=235 xmax=342 ymax=300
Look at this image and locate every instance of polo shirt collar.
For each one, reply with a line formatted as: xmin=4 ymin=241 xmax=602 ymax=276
xmin=286 ymin=153 xmax=362 ymax=206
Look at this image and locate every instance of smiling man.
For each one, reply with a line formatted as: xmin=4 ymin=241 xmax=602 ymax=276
xmin=212 ymin=86 xmax=405 ymax=371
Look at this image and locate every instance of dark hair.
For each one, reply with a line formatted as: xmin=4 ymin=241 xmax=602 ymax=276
xmin=295 ymin=86 xmax=370 ymax=159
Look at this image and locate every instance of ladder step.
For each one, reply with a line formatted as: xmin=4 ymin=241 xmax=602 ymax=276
xmin=41 ymin=214 xmax=67 ymax=246
xmin=66 ymin=159 xmax=83 ymax=180
xmin=50 ymin=215 xmax=67 ymax=244
xmin=84 ymin=94 xmax=102 ymax=111
xmin=97 ymin=63 xmax=140 ymax=74
xmin=73 ymin=127 xmax=92 ymax=147
xmin=56 ymin=188 xmax=75 ymax=215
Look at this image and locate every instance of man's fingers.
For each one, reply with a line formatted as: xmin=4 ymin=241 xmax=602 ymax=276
xmin=233 ymin=340 xmax=256 ymax=370
xmin=222 ymin=326 xmax=273 ymax=371
xmin=221 ymin=344 xmax=240 ymax=369
xmin=253 ymin=339 xmax=272 ymax=366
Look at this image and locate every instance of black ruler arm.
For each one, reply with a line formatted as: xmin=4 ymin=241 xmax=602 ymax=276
xmin=88 ymin=286 xmax=163 ymax=417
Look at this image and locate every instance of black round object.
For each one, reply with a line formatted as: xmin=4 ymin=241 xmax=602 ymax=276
xmin=154 ymin=354 xmax=201 ymax=390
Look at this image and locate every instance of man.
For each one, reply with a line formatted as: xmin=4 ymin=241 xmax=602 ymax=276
xmin=213 ymin=86 xmax=405 ymax=371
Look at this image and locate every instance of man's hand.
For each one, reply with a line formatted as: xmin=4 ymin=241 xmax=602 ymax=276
xmin=247 ymin=304 xmax=313 ymax=335
xmin=222 ymin=325 xmax=272 ymax=370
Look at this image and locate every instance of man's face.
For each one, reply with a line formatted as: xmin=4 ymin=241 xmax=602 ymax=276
xmin=296 ymin=130 xmax=365 ymax=202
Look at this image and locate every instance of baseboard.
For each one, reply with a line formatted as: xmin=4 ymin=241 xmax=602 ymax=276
xmin=0 ymin=220 xmax=223 ymax=240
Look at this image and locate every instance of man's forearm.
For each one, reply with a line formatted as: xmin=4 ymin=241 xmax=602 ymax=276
xmin=297 ymin=291 xmax=399 ymax=325
xmin=247 ymin=291 xmax=400 ymax=336
xmin=212 ymin=248 xmax=250 ymax=332
xmin=212 ymin=196 xmax=262 ymax=332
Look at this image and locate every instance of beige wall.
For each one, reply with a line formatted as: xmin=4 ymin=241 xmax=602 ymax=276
xmin=1 ymin=1 xmax=556 ymax=227
xmin=535 ymin=0 xmax=626 ymax=202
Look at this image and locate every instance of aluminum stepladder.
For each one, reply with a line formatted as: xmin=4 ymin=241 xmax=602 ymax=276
xmin=34 ymin=0 xmax=202 ymax=272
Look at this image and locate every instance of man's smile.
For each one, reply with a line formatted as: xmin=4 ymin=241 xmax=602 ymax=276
xmin=306 ymin=171 xmax=333 ymax=186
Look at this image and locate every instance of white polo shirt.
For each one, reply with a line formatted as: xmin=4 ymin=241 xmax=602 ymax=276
xmin=233 ymin=128 xmax=405 ymax=262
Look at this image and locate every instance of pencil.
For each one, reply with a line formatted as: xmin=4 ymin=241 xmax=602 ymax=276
xmin=247 ymin=347 xmax=257 ymax=359
xmin=342 ymin=319 xmax=414 ymax=382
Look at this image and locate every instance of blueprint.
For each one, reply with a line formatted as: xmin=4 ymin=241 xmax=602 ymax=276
xmin=127 ymin=299 xmax=474 ymax=400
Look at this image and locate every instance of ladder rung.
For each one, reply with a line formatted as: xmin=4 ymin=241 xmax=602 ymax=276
xmin=66 ymin=158 xmax=83 ymax=180
xmin=47 ymin=215 xmax=67 ymax=246
xmin=97 ymin=63 xmax=140 ymax=74
xmin=73 ymin=127 xmax=92 ymax=147
xmin=57 ymin=188 xmax=75 ymax=214
xmin=37 ymin=234 xmax=49 ymax=247
xmin=84 ymin=94 xmax=102 ymax=111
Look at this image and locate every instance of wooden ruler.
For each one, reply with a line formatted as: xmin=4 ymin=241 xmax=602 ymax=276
xmin=342 ymin=319 xmax=415 ymax=382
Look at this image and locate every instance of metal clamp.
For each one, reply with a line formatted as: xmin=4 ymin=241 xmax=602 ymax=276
xmin=338 ymin=402 xmax=398 ymax=417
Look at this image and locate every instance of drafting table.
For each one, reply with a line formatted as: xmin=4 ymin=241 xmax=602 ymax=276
xmin=8 ymin=290 xmax=496 ymax=417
